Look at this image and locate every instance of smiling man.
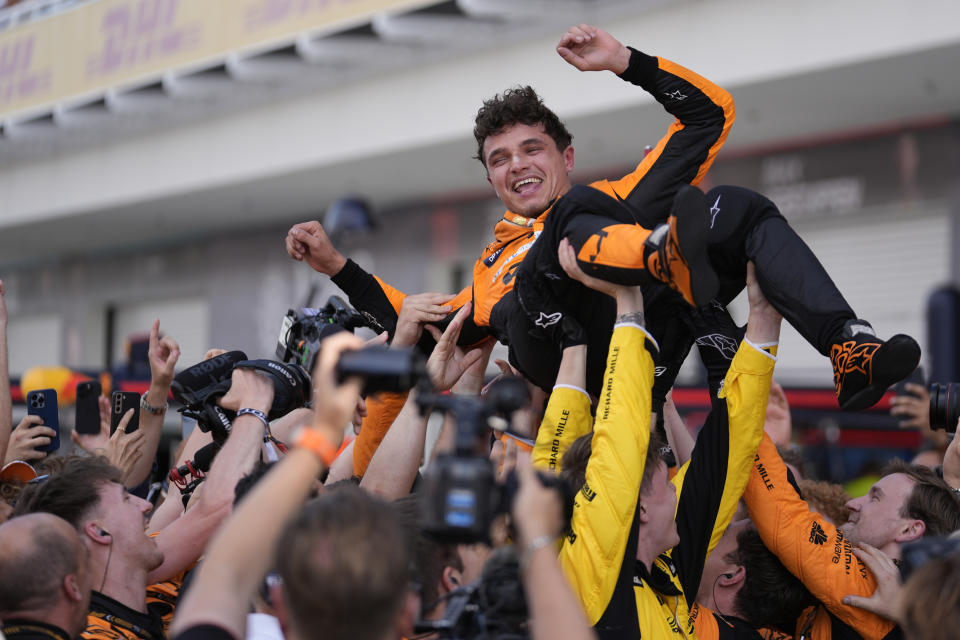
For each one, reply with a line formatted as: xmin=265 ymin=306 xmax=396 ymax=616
xmin=744 ymin=434 xmax=960 ymax=639
xmin=289 ymin=24 xmax=733 ymax=389
xmin=287 ymin=24 xmax=919 ymax=412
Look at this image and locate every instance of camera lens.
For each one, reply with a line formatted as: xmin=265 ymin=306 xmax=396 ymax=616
xmin=929 ymin=383 xmax=960 ymax=432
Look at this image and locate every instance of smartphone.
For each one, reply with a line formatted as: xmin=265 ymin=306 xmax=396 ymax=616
xmin=75 ymin=381 xmax=102 ymax=435
xmin=26 ymin=388 xmax=60 ymax=453
xmin=110 ymin=391 xmax=141 ymax=435
xmin=894 ymin=366 xmax=925 ymax=398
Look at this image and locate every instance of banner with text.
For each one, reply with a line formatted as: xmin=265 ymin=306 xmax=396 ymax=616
xmin=0 ymin=0 xmax=433 ymax=118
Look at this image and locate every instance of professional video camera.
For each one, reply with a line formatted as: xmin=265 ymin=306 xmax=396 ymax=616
xmin=417 ymin=378 xmax=574 ymax=546
xmin=414 ymin=547 xmax=529 ymax=640
xmin=929 ymin=382 xmax=960 ymax=432
xmin=276 ymin=295 xmax=384 ymax=372
xmin=170 ymin=350 xmax=311 ymax=443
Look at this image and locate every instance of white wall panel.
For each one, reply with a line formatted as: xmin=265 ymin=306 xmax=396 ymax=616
xmin=112 ymin=297 xmax=209 ymax=370
xmin=7 ymin=314 xmax=62 ymax=375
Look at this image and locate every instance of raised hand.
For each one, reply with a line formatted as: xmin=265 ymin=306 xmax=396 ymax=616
xmin=71 ymin=394 xmax=111 ymax=454
xmin=149 ymin=319 xmax=180 ymax=389
xmin=424 ymin=303 xmax=485 ymax=391
xmin=889 ymin=383 xmax=931 ymax=430
xmin=103 ymin=409 xmax=147 ymax=487
xmin=556 ymin=24 xmax=630 ymax=75
xmin=311 ymin=332 xmax=366 ymax=448
xmin=286 ymin=221 xmax=347 ymax=276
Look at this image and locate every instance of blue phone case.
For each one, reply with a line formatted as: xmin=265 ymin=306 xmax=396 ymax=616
xmin=26 ymin=388 xmax=60 ymax=453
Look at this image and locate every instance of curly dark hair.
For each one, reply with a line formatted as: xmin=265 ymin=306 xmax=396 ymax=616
xmin=473 ymin=86 xmax=572 ymax=167
xmin=730 ymin=526 xmax=816 ymax=633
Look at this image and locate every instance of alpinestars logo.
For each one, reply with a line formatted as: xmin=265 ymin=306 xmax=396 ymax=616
xmin=696 ymin=334 xmax=739 ymax=360
xmin=535 ymin=312 xmax=562 ymax=328
xmin=665 ymin=89 xmax=688 ymax=101
xmin=809 ymin=521 xmax=828 ymax=546
xmin=709 ymin=195 xmax=722 ymax=228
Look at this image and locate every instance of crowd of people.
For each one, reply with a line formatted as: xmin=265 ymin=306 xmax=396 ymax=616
xmin=2 ymin=22 xmax=960 ymax=640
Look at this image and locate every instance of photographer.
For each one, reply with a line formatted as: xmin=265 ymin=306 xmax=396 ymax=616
xmin=170 ymin=332 xmax=420 ymax=640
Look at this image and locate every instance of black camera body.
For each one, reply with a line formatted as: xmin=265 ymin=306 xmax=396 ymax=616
xmin=416 ymin=378 xmax=573 ymax=545
xmin=276 ymin=295 xmax=383 ymax=373
xmin=337 ymin=345 xmax=427 ymax=395
xmin=171 ymin=351 xmax=311 ymax=443
xmin=929 ymin=382 xmax=960 ymax=432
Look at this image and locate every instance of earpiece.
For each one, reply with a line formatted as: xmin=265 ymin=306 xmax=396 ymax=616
xmin=98 ymin=528 xmax=111 ymax=538
xmin=722 ymin=572 xmax=734 ymax=579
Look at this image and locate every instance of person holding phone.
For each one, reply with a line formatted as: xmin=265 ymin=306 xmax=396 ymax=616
xmin=4 ymin=414 xmax=58 ymax=466
xmin=72 ymin=320 xmax=180 ymax=490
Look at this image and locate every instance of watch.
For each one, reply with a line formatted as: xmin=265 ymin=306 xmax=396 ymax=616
xmin=140 ymin=391 xmax=167 ymax=417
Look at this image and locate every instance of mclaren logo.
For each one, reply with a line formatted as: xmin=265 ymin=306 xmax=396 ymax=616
xmin=535 ymin=312 xmax=562 ymax=328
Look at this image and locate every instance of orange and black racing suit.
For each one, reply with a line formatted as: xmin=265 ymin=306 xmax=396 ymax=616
xmin=744 ymin=432 xmax=901 ymax=640
xmin=329 ymin=46 xmax=735 ymax=399
xmin=82 ymin=591 xmax=166 ymax=640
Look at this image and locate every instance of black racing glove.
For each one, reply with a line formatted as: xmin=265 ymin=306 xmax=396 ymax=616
xmin=688 ymin=300 xmax=745 ymax=400
xmin=645 ymin=292 xmax=696 ymax=416
xmin=514 ymin=267 xmax=587 ymax=349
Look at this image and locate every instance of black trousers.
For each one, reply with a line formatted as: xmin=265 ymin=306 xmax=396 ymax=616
xmin=504 ymin=184 xmax=856 ymax=399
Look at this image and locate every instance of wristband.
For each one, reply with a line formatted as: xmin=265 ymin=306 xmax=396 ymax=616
xmin=295 ymin=429 xmax=339 ymax=467
xmin=519 ymin=534 xmax=555 ymax=572
xmin=140 ymin=391 xmax=168 ymax=417
xmin=236 ymin=407 xmax=269 ymax=430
